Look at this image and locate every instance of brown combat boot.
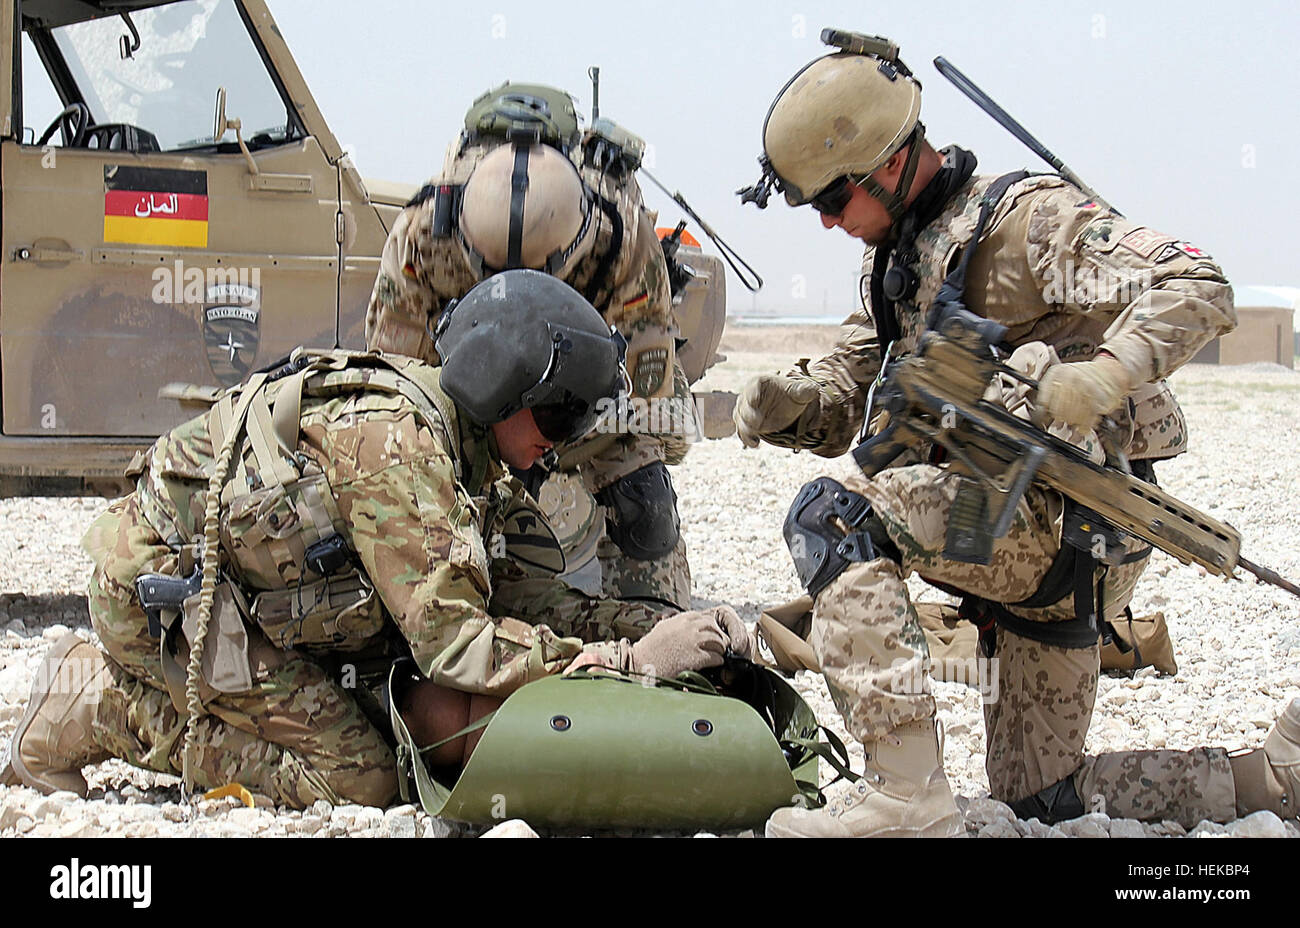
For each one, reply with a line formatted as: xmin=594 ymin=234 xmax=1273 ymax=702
xmin=1230 ymin=697 xmax=1300 ymax=820
xmin=766 ymin=717 xmax=964 ymax=838
xmin=1 ymin=634 xmax=111 ymax=797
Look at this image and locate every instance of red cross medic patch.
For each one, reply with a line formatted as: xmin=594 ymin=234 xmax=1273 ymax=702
xmin=1154 ymin=241 xmax=1213 ymax=263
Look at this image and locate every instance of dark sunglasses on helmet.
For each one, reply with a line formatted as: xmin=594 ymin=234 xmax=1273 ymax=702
xmin=810 ymin=175 xmax=863 ymax=216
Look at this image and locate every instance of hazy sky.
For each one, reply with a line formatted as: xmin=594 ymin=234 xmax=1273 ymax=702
xmin=183 ymin=2 xmax=1300 ymax=311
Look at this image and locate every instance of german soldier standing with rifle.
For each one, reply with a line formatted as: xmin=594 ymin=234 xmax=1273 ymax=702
xmin=735 ymin=29 xmax=1298 ymax=837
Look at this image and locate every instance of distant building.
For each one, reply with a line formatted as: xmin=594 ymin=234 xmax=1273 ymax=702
xmin=1191 ymin=286 xmax=1296 ymax=368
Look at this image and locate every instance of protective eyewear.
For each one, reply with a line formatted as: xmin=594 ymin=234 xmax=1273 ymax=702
xmin=523 ymin=325 xmax=628 ymax=443
xmin=810 ymin=176 xmax=864 ymax=216
xmin=531 ymin=394 xmax=599 ymax=443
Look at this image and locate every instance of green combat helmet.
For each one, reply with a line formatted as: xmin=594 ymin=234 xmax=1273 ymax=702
xmin=738 ymin=29 xmax=925 ymax=220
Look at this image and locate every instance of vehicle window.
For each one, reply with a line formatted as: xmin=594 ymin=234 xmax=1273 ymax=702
xmin=50 ymin=0 xmax=297 ymax=151
xmin=20 ymin=31 xmax=65 ymax=143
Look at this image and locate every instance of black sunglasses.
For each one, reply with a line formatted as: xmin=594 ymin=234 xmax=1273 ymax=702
xmin=810 ymin=176 xmax=863 ymax=216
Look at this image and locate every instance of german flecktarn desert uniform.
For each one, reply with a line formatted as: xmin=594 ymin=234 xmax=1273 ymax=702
xmin=779 ymin=167 xmax=1238 ymax=824
xmin=365 ymin=140 xmax=693 ymax=609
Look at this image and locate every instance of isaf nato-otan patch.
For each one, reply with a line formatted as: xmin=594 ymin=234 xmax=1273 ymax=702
xmin=631 ymin=346 xmax=669 ymax=397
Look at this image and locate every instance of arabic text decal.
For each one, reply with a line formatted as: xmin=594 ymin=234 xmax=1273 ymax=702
xmin=103 ymin=165 xmax=209 ymax=248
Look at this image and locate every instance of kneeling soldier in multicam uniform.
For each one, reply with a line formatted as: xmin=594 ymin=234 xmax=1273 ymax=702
xmin=366 ymin=83 xmax=695 ymax=612
xmin=2 ymin=271 xmax=748 ymax=808
xmin=734 ymin=31 xmax=1299 ymax=837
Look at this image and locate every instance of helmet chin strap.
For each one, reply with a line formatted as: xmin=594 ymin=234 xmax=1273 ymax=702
xmin=860 ymin=124 xmax=926 ymax=221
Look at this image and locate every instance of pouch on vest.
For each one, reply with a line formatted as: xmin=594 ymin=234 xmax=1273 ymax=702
xmin=389 ymin=659 xmax=832 ymax=830
xmin=463 ymin=83 xmax=581 ymax=153
xmin=249 ymin=571 xmax=384 ymax=652
xmin=220 ymin=473 xmax=339 ymax=591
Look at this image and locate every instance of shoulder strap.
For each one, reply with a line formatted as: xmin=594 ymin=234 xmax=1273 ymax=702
xmin=925 ymin=170 xmax=1032 ymax=332
xmin=868 ymin=246 xmax=902 ymax=346
xmin=582 ymin=191 xmax=624 ymax=309
xmin=218 ymin=350 xmax=476 ymax=520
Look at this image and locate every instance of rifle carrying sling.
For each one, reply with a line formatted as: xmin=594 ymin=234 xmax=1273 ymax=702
xmin=905 ymin=174 xmax=1156 ymax=656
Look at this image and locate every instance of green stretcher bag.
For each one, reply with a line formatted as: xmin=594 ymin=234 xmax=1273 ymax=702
xmin=388 ymin=657 xmax=850 ymax=830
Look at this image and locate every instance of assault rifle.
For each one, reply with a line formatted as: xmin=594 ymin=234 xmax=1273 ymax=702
xmin=852 ymin=308 xmax=1300 ymax=598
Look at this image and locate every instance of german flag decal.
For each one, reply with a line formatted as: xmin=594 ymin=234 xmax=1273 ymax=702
xmin=104 ymin=165 xmax=208 ymax=248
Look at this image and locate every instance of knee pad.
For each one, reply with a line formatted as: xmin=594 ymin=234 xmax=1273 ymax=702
xmin=1006 ymin=773 xmax=1085 ymax=824
xmin=597 ymin=461 xmax=681 ymax=561
xmin=783 ymin=477 xmax=898 ymax=598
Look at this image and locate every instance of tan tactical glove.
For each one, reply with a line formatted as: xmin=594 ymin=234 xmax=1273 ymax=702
xmin=565 ymin=607 xmax=752 ymax=678
xmin=734 ymin=374 xmax=821 ymax=449
xmin=710 ymin=605 xmax=753 ymax=661
xmin=632 ymin=606 xmax=752 ymax=679
xmin=1035 ymin=354 xmax=1133 ymax=432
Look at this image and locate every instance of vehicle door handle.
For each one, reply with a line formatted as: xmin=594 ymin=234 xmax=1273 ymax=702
xmin=13 ymin=240 xmax=84 ymax=265
xmin=248 ymin=173 xmax=313 ymax=193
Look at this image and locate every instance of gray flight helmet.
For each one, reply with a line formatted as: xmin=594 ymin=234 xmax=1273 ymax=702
xmin=435 ymin=269 xmax=627 ymax=441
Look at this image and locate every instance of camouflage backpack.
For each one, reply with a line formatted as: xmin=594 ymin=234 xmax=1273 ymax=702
xmin=463 ymin=82 xmax=582 ymax=154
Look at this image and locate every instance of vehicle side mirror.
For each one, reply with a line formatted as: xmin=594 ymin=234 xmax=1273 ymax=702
xmin=213 ymin=86 xmax=228 ymax=142
xmin=212 ymin=87 xmax=260 ymax=177
xmin=118 ymin=13 xmax=141 ymax=60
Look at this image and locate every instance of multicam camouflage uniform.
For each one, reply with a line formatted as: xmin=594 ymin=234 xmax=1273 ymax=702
xmin=80 ymin=357 xmax=663 ymax=809
xmin=365 ymin=139 xmax=693 ymax=609
xmin=775 ymin=170 xmax=1238 ymax=824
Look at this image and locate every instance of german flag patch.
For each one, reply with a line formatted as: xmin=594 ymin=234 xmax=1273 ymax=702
xmin=623 ymin=289 xmax=650 ymax=313
xmin=103 ymin=165 xmax=208 ymax=248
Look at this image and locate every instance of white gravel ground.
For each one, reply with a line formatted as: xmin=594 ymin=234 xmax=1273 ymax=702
xmin=2 ymin=332 xmax=1299 ymax=838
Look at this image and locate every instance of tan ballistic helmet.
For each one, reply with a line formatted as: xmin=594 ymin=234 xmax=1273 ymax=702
xmin=458 ymin=142 xmax=595 ymax=280
xmin=738 ymin=32 xmax=924 ymax=219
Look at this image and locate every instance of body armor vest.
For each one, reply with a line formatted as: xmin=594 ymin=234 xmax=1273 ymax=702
xmin=870 ymin=173 xmax=1187 ymax=460
xmin=134 ymin=351 xmax=475 ymax=657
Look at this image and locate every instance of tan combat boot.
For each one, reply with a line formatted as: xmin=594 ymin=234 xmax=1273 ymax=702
xmin=1 ymin=634 xmax=111 ymax=797
xmin=1230 ymin=697 xmax=1300 ymax=820
xmin=766 ymin=717 xmax=964 ymax=838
